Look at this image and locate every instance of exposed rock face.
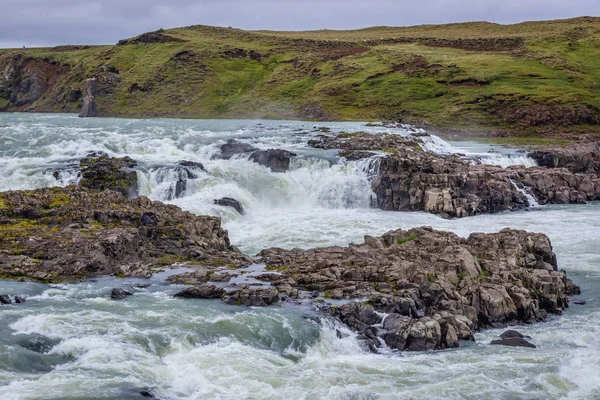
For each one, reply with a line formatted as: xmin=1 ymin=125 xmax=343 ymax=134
xmin=249 ymin=149 xmax=297 ymax=172
xmin=222 ymin=287 xmax=280 ymax=306
xmin=117 ymin=31 xmax=186 ymax=46
xmin=0 ymin=186 xmax=251 ymax=282
xmin=0 ymin=54 xmax=68 ymax=111
xmin=79 ymin=154 xmax=138 ymax=198
xmin=174 ymin=284 xmax=225 ymax=299
xmin=78 ymin=78 xmax=97 ymax=117
xmin=529 ymin=141 xmax=600 ymax=174
xmin=215 ymin=139 xmax=258 ymax=160
xmin=257 ymin=226 xmax=579 ymax=351
xmin=214 ymin=197 xmax=244 ymax=214
xmin=371 ymin=141 xmax=600 ymax=218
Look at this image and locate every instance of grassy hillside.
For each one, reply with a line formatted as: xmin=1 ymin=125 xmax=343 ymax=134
xmin=1 ymin=17 xmax=600 ymax=137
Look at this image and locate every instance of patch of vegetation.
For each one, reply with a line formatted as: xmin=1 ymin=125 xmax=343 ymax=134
xmin=156 ymin=254 xmax=187 ymax=266
xmin=2 ymin=18 xmax=600 ymax=136
xmin=265 ymin=264 xmax=290 ymax=272
xmin=397 ymin=234 xmax=418 ymax=245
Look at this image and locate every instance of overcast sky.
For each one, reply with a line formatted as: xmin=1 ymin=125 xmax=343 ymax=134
xmin=1 ymin=0 xmax=598 ymax=48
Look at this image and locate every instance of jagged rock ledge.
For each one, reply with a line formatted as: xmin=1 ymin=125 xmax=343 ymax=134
xmin=0 ymin=186 xmax=251 ymax=282
xmin=253 ymin=227 xmax=579 ymax=352
xmin=309 ymin=132 xmax=600 ymax=218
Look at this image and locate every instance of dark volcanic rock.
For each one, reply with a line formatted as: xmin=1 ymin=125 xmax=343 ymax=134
xmin=215 ymin=139 xmax=258 ymax=160
xmin=79 ymin=154 xmax=139 ymax=198
xmin=258 ymin=226 xmax=579 ymax=351
xmin=491 ymin=337 xmax=537 ymax=348
xmin=174 ymin=284 xmax=225 ymax=299
xmin=78 ymin=78 xmax=97 ymax=118
xmin=372 ymin=140 xmax=600 ymax=218
xmin=223 ymin=287 xmax=280 ymax=306
xmin=529 ymin=141 xmax=600 ymax=174
xmin=214 ymin=197 xmax=244 ymax=214
xmin=111 ymin=288 xmax=132 ymax=299
xmin=0 ymin=294 xmax=12 ymax=304
xmin=117 ymin=31 xmax=186 ymax=46
xmin=500 ymin=330 xmax=530 ymax=340
xmin=14 ymin=296 xmax=26 ymax=303
xmin=249 ymin=149 xmax=297 ymax=172
xmin=0 ymin=186 xmax=251 ymax=282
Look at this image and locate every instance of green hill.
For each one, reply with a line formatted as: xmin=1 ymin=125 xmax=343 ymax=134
xmin=2 ymin=17 xmax=600 ymax=137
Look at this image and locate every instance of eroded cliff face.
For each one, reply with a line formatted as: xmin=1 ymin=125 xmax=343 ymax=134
xmin=0 ymin=54 xmax=71 ymax=112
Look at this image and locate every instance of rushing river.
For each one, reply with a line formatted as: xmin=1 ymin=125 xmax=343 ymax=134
xmin=0 ymin=113 xmax=598 ymax=400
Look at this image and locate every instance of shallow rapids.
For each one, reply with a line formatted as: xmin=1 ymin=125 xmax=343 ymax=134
xmin=0 ymin=114 xmax=599 ymax=400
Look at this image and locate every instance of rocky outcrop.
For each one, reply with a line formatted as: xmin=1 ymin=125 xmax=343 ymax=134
xmin=215 ymin=139 xmax=259 ymax=160
xmin=308 ymin=132 xmax=421 ymax=152
xmin=174 ymin=284 xmax=225 ymax=299
xmin=214 ymin=197 xmax=244 ymax=214
xmin=0 ymin=186 xmax=251 ymax=282
xmin=78 ymin=78 xmax=97 ymax=117
xmin=257 ymin=226 xmax=579 ymax=351
xmin=117 ymin=30 xmax=186 ymax=46
xmin=222 ymin=287 xmax=280 ymax=306
xmin=529 ymin=141 xmax=600 ymax=174
xmin=374 ymin=146 xmax=600 ymax=217
xmin=79 ymin=153 xmax=138 ymax=198
xmin=249 ymin=149 xmax=297 ymax=172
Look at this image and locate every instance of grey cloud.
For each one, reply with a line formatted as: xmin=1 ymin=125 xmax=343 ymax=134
xmin=1 ymin=0 xmax=598 ymax=47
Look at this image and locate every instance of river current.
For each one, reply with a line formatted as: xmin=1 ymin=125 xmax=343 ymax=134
xmin=0 ymin=113 xmax=598 ymax=400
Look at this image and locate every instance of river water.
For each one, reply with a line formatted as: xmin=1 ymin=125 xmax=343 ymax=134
xmin=0 ymin=113 xmax=598 ymax=400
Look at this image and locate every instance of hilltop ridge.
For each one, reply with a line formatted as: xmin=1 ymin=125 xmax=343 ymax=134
xmin=1 ymin=17 xmax=600 ymax=138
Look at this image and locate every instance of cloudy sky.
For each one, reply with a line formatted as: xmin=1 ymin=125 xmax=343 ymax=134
xmin=1 ymin=0 xmax=598 ymax=48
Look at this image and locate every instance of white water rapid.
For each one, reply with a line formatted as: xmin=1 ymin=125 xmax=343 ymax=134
xmin=0 ymin=113 xmax=598 ymax=400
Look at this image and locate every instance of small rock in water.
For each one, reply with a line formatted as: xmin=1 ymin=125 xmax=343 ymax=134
xmin=214 ymin=197 xmax=244 ymax=214
xmin=140 ymin=390 xmax=155 ymax=398
xmin=110 ymin=288 xmax=133 ymax=300
xmin=174 ymin=284 xmax=225 ymax=299
xmin=500 ymin=329 xmax=531 ymax=340
xmin=573 ymin=300 xmax=586 ymax=305
xmin=14 ymin=296 xmax=26 ymax=304
xmin=0 ymin=294 xmax=12 ymax=304
xmin=490 ymin=337 xmax=537 ymax=348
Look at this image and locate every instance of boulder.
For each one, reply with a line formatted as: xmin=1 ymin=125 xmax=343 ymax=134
xmin=14 ymin=296 xmax=26 ymax=303
xmin=110 ymin=288 xmax=132 ymax=299
xmin=223 ymin=287 xmax=280 ymax=306
xmin=490 ymin=337 xmax=536 ymax=348
xmin=0 ymin=294 xmax=12 ymax=304
xmin=249 ymin=149 xmax=297 ymax=172
xmin=78 ymin=78 xmax=97 ymax=117
xmin=214 ymin=197 xmax=244 ymax=214
xmin=500 ymin=330 xmax=530 ymax=340
xmin=79 ymin=154 xmax=138 ymax=198
xmin=174 ymin=284 xmax=225 ymax=299
xmin=215 ymin=139 xmax=258 ymax=160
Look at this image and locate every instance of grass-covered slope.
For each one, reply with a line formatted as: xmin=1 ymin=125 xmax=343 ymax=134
xmin=1 ymin=17 xmax=600 ymax=136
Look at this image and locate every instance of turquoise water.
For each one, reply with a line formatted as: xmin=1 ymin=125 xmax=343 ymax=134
xmin=0 ymin=113 xmax=598 ymax=399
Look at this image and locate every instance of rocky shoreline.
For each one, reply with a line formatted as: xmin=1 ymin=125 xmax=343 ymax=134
xmin=310 ymin=131 xmax=600 ymax=218
xmin=0 ymin=134 xmax=593 ymax=352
